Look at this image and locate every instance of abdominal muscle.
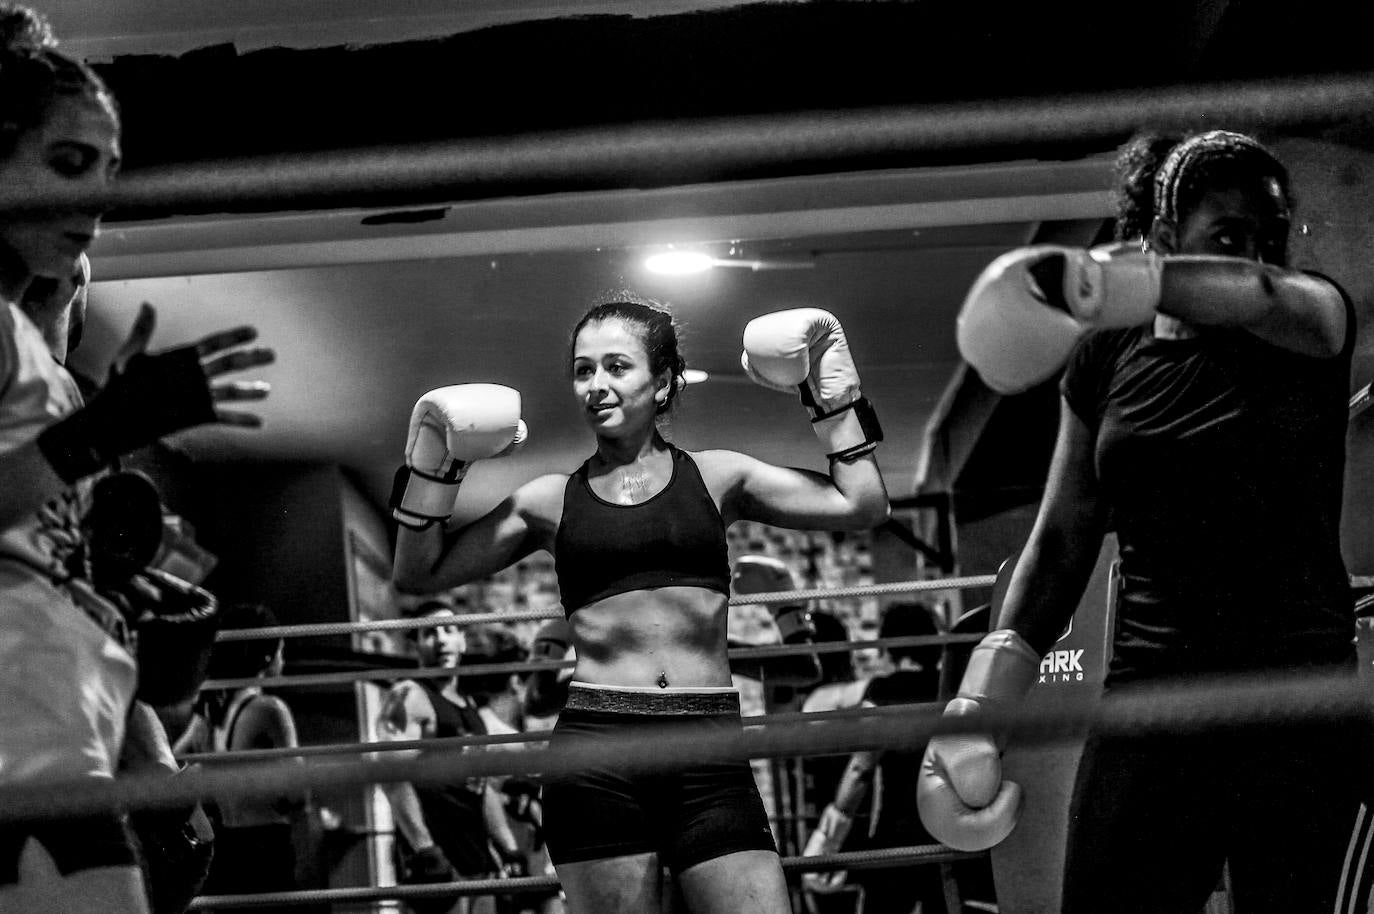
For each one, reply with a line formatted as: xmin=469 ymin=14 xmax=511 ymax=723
xmin=567 ymin=586 xmax=733 ymax=688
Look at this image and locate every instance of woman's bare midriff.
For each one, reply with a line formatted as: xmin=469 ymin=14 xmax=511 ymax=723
xmin=567 ymin=586 xmax=733 ymax=688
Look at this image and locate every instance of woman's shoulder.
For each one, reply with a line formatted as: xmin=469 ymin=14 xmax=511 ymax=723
xmin=237 ymin=691 xmax=294 ymax=724
xmin=802 ymin=678 xmax=871 ymax=713
xmin=678 ymin=447 xmax=757 ymax=474
xmin=516 ymin=471 xmax=574 ymax=497
xmin=675 ymin=447 xmax=759 ymax=494
xmin=510 ymin=471 xmax=573 ymax=517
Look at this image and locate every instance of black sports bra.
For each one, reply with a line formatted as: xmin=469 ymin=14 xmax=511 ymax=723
xmin=554 ymin=445 xmax=730 ymax=615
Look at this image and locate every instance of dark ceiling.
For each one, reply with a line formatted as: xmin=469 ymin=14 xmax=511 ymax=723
xmin=89 ymin=0 xmax=1374 ymax=211
xmin=50 ymin=0 xmax=1374 ymax=536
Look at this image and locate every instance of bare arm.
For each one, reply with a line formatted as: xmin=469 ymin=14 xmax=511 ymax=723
xmin=997 ymin=401 xmax=1109 ymax=656
xmin=120 ymin=700 xmax=180 ymax=775
xmin=482 ymin=783 xmax=522 ymax=859
xmin=234 ymin=695 xmax=307 ymax=813
xmin=393 ymin=474 xmax=562 ymax=595
xmin=714 ymin=449 xmax=889 ymax=531
xmin=376 ymin=681 xmax=439 ymax=849
xmin=830 ymin=746 xmax=878 ymax=816
xmin=1 ymin=304 xmax=272 ymax=528
xmin=1159 ymin=257 xmax=1348 ymax=358
xmin=229 ymin=695 xmax=299 ymax=751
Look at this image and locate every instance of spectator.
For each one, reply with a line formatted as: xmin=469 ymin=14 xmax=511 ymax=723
xmin=377 ymin=600 xmax=525 ymax=914
xmin=803 ymin=602 xmax=946 ymax=914
xmin=195 ymin=603 xmax=305 ymax=913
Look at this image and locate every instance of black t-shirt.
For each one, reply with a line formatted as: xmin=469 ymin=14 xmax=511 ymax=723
xmin=1060 ymin=275 xmax=1356 ymax=683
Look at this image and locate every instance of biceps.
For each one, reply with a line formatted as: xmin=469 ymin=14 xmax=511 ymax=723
xmin=378 ymin=686 xmax=429 ymax=740
xmin=736 ymin=463 xmax=850 ymax=528
xmin=431 ymin=500 xmax=539 ymax=586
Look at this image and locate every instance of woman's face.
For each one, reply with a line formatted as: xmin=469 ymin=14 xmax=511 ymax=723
xmin=1168 ymin=179 xmax=1290 ymax=265
xmin=571 ymin=318 xmax=668 ymax=437
xmin=0 ymin=94 xmax=120 ymax=281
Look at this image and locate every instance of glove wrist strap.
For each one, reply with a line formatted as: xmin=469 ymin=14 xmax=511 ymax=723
xmin=810 ymin=397 xmax=883 ymax=461
xmin=390 ymin=465 xmax=466 ymax=530
xmin=958 ymin=629 xmax=1041 ymax=705
xmin=1076 ymin=248 xmax=1162 ymax=327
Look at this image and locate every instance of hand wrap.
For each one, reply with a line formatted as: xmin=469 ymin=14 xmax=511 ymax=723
xmin=39 ymin=345 xmax=216 ymax=484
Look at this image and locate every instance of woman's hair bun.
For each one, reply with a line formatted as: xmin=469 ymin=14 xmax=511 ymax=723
xmin=0 ymin=4 xmax=56 ymax=53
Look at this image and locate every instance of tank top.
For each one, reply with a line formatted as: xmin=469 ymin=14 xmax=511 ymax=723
xmin=213 ymin=689 xmax=294 ymax=827
xmin=404 ymin=678 xmax=495 ymax=876
xmin=554 ymin=444 xmax=730 ymax=615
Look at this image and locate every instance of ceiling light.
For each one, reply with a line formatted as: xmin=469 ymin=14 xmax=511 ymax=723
xmin=645 ymin=251 xmax=715 ymax=275
xmin=644 ymin=250 xmax=815 ymax=274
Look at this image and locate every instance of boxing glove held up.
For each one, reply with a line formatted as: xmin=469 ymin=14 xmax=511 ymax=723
xmin=957 ymin=245 xmax=1162 ymax=394
xmin=741 ymin=309 xmax=882 ymax=461
xmin=391 ymin=384 xmax=526 ymax=530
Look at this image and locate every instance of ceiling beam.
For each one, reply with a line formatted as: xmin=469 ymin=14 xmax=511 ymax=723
xmin=91 ymin=159 xmax=1115 ymax=279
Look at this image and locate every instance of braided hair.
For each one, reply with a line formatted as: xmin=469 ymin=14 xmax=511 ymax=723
xmin=569 ymin=290 xmax=688 ymax=415
xmin=0 ymin=4 xmax=117 ymax=160
xmin=1113 ymin=129 xmax=1292 ymax=253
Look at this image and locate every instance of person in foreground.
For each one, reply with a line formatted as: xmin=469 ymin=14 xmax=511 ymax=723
xmin=0 ymin=7 xmax=272 ymax=911
xmin=923 ymin=128 xmax=1366 ymax=913
xmin=392 ymin=292 xmax=889 ymax=913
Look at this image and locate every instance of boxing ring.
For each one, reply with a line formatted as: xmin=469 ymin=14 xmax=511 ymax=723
xmin=5 ymin=70 xmax=1374 ymax=911
xmin=1 ymin=576 xmax=1371 ymax=909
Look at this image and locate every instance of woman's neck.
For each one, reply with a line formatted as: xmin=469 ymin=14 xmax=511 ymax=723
xmin=594 ymin=430 xmax=664 ymax=468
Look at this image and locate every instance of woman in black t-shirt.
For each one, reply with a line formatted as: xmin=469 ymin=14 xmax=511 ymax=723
xmin=922 ymin=130 xmax=1366 ymax=914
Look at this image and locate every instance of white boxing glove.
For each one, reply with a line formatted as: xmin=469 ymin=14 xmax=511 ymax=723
xmin=391 ymin=384 xmax=526 ymax=530
xmin=957 ymin=245 xmax=1162 ymax=395
xmin=741 ymin=308 xmax=882 ymax=461
xmin=801 ymin=803 xmax=853 ymax=894
xmin=917 ymin=629 xmax=1039 ymax=852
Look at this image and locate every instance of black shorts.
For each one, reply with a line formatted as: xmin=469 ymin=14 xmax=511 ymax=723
xmin=0 ymin=813 xmax=139 ymax=885
xmin=1063 ymin=672 xmax=1371 ymax=914
xmin=541 ymin=685 xmax=777 ymax=873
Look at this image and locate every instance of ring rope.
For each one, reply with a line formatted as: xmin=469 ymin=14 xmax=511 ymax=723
xmin=3 ymin=669 xmax=1366 ymax=826
xmin=183 ymin=843 xmax=980 ymax=909
xmin=212 ymin=575 xmax=999 ymax=642
xmin=200 ymin=633 xmax=985 ymax=691
xmin=180 ymin=702 xmax=940 ymax=764
xmin=1 ymin=72 xmax=1370 ymax=217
